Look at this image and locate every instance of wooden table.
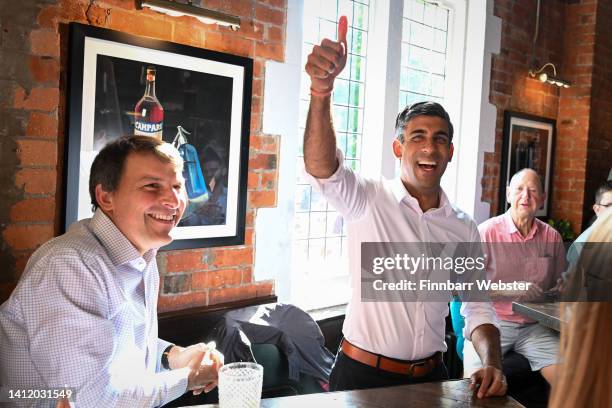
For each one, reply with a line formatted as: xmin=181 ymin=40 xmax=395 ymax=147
xmin=512 ymin=302 xmax=562 ymax=332
xmin=188 ymin=379 xmax=523 ymax=407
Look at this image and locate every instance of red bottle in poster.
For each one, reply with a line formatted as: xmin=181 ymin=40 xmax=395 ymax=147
xmin=134 ymin=67 xmax=164 ymax=139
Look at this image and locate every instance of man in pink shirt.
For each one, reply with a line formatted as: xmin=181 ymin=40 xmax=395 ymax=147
xmin=463 ymin=168 xmax=566 ymax=385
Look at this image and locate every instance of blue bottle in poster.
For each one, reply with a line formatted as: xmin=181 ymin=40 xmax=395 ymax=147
xmin=172 ymin=126 xmax=209 ymax=203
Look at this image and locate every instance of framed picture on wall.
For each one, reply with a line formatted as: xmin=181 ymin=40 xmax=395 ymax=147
xmin=65 ymin=23 xmax=252 ymax=249
xmin=499 ymin=111 xmax=556 ymax=218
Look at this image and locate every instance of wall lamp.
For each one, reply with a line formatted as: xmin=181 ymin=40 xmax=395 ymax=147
xmin=528 ymin=63 xmax=571 ymax=88
xmin=137 ymin=0 xmax=241 ymax=31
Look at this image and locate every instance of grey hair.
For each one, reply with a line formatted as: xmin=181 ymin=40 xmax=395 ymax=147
xmin=508 ymin=168 xmax=544 ymax=192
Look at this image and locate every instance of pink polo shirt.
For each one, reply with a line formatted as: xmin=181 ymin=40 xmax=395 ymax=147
xmin=478 ymin=212 xmax=567 ymax=323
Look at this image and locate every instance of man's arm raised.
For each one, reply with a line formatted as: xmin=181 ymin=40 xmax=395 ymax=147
xmin=304 ymin=16 xmax=348 ymax=179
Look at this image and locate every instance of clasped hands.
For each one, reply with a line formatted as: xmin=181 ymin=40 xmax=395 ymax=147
xmin=168 ymin=342 xmax=224 ymax=395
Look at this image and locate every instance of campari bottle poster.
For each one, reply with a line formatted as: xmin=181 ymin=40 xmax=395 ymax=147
xmin=66 ymin=23 xmax=251 ymax=248
xmin=92 ymin=56 xmax=232 ymax=228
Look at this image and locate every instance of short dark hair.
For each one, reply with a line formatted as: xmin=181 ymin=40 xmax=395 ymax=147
xmin=595 ymin=180 xmax=612 ymax=204
xmin=89 ymin=136 xmax=183 ymax=210
xmin=394 ymin=101 xmax=454 ymax=144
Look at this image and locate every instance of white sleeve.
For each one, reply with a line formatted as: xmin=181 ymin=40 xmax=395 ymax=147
xmin=460 ymin=222 xmax=500 ymax=341
xmin=305 ymin=149 xmax=371 ymax=221
xmin=460 ymin=301 xmax=500 ymax=341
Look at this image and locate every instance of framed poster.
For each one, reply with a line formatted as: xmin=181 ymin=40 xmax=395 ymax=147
xmin=499 ymin=111 xmax=556 ymax=218
xmin=65 ymin=23 xmax=252 ymax=249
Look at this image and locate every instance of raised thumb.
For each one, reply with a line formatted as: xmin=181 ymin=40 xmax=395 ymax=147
xmin=338 ymin=15 xmax=348 ymax=45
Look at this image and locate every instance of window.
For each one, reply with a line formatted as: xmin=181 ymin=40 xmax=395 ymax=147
xmin=292 ymin=1 xmax=370 ymax=309
xmin=399 ymin=0 xmax=450 ymax=107
xmin=289 ymin=0 xmax=466 ymax=309
xmin=396 ymin=0 xmax=452 ymax=176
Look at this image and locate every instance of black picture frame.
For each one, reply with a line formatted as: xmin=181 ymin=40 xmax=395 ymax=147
xmin=499 ymin=111 xmax=556 ymax=218
xmin=65 ymin=23 xmax=252 ymax=249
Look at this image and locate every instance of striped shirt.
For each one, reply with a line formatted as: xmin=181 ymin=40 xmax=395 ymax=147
xmin=0 ymin=210 xmax=188 ymax=407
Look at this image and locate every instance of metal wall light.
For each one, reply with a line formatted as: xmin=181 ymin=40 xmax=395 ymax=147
xmin=138 ymin=0 xmax=241 ymax=31
xmin=528 ymin=0 xmax=570 ymax=89
xmin=529 ymin=62 xmax=571 ymax=88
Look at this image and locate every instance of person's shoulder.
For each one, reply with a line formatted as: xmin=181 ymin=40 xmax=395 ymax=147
xmin=447 ymin=203 xmax=477 ymax=226
xmin=444 ymin=204 xmax=480 ymax=240
xmin=10 ymin=220 xmax=113 ymax=318
xmin=534 ymin=218 xmax=563 ymax=241
xmin=25 ymin=219 xmax=106 ymax=276
xmin=478 ymin=214 xmax=505 ymax=232
xmin=574 ymin=224 xmax=594 ymax=244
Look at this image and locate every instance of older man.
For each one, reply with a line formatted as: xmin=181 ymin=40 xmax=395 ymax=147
xmin=0 ymin=136 xmax=221 ymax=407
xmin=463 ymin=168 xmax=566 ymax=384
xmin=304 ymin=16 xmax=505 ymax=398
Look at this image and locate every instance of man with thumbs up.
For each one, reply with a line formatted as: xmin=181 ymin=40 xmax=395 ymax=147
xmin=303 ymin=17 xmax=507 ymax=398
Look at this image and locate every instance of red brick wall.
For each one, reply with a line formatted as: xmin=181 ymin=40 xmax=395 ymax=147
xmin=555 ymin=0 xmax=597 ymax=232
xmin=0 ymin=0 xmax=285 ymax=310
xmin=484 ymin=0 xmax=601 ymax=235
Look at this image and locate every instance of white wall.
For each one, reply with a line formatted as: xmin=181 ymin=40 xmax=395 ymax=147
xmin=452 ymin=0 xmax=500 ymax=223
xmin=253 ymin=0 xmax=303 ymax=301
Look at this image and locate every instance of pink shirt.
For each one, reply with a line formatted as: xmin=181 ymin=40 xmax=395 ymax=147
xmin=478 ymin=212 xmax=567 ymax=324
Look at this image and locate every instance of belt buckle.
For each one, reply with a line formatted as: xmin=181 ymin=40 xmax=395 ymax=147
xmin=408 ymin=360 xmax=427 ymax=376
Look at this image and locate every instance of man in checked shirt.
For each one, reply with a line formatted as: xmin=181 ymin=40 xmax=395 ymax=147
xmin=0 ymin=136 xmax=222 ymax=407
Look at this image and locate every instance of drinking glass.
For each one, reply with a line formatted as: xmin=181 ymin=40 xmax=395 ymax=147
xmin=218 ymin=362 xmax=263 ymax=408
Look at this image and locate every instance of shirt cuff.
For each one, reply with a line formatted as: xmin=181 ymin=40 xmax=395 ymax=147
xmin=157 ymin=338 xmax=174 ymax=372
xmin=461 ymin=302 xmax=500 ymax=341
xmin=158 ymin=366 xmax=190 ymax=406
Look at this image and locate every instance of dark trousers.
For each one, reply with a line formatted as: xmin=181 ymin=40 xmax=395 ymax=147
xmin=329 ymin=349 xmax=449 ymax=391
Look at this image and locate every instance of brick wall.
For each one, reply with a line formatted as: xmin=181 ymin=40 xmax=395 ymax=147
xmin=484 ymin=0 xmax=565 ymax=215
xmin=0 ymin=0 xmax=285 ymax=310
xmin=555 ymin=0 xmax=597 ymax=232
xmin=483 ymin=0 xmax=605 ymax=235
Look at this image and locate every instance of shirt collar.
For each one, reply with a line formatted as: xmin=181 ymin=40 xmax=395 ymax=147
xmin=90 ymin=209 xmax=156 ymax=270
xmin=391 ymin=177 xmax=453 ymax=217
xmin=504 ymin=210 xmax=538 ymax=240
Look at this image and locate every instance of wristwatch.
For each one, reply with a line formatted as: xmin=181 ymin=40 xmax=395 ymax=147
xmin=161 ymin=344 xmax=174 ymax=370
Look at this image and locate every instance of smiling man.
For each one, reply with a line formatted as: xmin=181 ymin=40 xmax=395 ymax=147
xmin=303 ymin=16 xmax=506 ymax=398
xmin=462 ymin=168 xmax=566 ymax=385
xmin=0 ymin=136 xmax=222 ymax=407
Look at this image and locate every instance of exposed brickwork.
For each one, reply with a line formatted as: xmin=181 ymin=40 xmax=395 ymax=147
xmin=552 ymin=0 xmax=597 ymax=232
xmin=0 ymin=0 xmax=287 ymax=309
xmin=484 ymin=0 xmax=606 ymax=235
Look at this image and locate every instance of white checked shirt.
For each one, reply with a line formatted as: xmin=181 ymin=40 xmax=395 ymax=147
xmin=308 ymin=150 xmax=499 ymax=360
xmin=0 ymin=210 xmax=188 ymax=407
